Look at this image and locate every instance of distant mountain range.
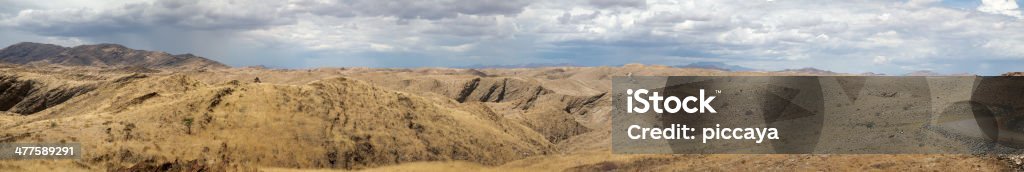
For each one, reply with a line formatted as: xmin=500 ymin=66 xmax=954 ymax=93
xmin=674 ymin=62 xmax=757 ymax=71
xmin=0 ymin=42 xmax=1000 ymax=76
xmin=458 ymin=63 xmax=580 ymax=69
xmin=902 ymin=70 xmax=975 ymax=76
xmin=776 ymin=67 xmax=838 ymax=75
xmin=0 ymin=42 xmax=227 ymax=70
xmin=902 ymin=70 xmax=944 ymax=76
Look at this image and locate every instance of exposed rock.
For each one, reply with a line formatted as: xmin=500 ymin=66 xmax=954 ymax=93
xmin=0 ymin=74 xmax=96 ymax=115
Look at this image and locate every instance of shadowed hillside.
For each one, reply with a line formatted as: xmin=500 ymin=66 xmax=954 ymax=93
xmin=0 ymin=42 xmax=227 ymax=70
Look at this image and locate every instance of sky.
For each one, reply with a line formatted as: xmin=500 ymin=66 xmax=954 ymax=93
xmin=1 ymin=0 xmax=1024 ymax=75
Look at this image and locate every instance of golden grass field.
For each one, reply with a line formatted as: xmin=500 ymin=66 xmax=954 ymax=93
xmin=0 ymin=64 xmax=1015 ymax=171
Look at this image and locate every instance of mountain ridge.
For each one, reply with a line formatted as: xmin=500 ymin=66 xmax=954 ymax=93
xmin=0 ymin=42 xmax=228 ymax=70
xmin=675 ymin=62 xmax=757 ymax=71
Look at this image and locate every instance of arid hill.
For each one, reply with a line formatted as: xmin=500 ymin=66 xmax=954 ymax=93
xmin=0 ymin=63 xmax=1015 ymax=171
xmin=0 ymin=74 xmax=96 ymax=115
xmin=0 ymin=42 xmax=227 ymax=70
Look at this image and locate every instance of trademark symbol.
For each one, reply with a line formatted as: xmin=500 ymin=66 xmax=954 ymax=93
xmin=715 ymin=90 xmax=722 ymax=94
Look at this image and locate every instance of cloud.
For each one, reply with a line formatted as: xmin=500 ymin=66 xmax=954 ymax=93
xmin=289 ymin=0 xmax=532 ymax=20
xmin=906 ymin=0 xmax=941 ymax=8
xmin=1 ymin=0 xmax=295 ymax=36
xmin=978 ymin=0 xmax=1023 ymax=18
xmin=873 ymin=56 xmax=890 ymax=64
xmin=588 ymin=0 xmax=647 ymax=9
xmin=530 ymin=0 xmax=1024 ymax=74
xmin=1 ymin=0 xmax=1024 ymax=75
xmin=0 ymin=0 xmax=30 ymax=15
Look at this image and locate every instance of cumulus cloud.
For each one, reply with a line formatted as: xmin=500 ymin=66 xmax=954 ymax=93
xmin=522 ymin=0 xmax=1024 ymax=74
xmin=978 ymin=0 xmax=1023 ymax=18
xmin=1 ymin=0 xmax=1024 ymax=75
xmin=873 ymin=56 xmax=890 ymax=64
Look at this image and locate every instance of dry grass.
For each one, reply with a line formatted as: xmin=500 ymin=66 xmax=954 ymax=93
xmin=0 ymin=65 xmax=1012 ymax=171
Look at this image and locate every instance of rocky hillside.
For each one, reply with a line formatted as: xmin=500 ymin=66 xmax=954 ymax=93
xmin=0 ymin=65 xmax=1013 ymax=171
xmin=1 ymin=72 xmax=555 ymax=170
xmin=0 ymin=74 xmax=96 ymax=115
xmin=0 ymin=42 xmax=228 ymax=70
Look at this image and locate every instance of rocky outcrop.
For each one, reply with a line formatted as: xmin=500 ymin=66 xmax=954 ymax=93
xmin=0 ymin=75 xmax=34 ymax=111
xmin=0 ymin=74 xmax=96 ymax=115
xmin=0 ymin=75 xmax=96 ymax=114
xmin=360 ymin=75 xmax=600 ymax=143
xmin=455 ymin=77 xmax=552 ymax=109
